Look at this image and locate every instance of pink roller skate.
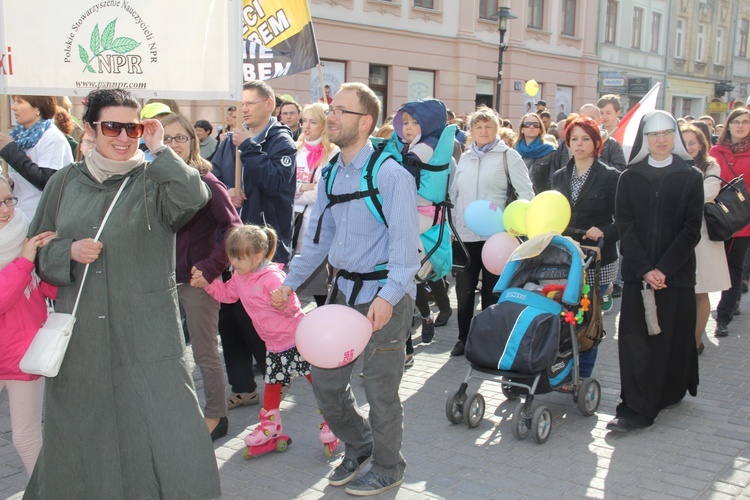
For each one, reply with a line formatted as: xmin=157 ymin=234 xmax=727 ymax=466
xmin=319 ymin=420 xmax=340 ymax=458
xmin=243 ymin=408 xmax=291 ymax=459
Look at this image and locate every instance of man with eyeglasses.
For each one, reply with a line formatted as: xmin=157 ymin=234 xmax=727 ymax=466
xmin=274 ymin=82 xmax=419 ymax=496
xmin=278 ymin=100 xmax=302 ymax=141
xmin=210 ymin=80 xmax=297 ymax=414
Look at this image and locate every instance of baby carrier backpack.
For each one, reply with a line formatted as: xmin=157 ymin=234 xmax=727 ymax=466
xmin=313 ymin=124 xmax=466 ymax=282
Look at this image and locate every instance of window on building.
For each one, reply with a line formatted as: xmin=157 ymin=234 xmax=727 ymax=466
xmin=408 ymin=69 xmax=435 ymax=102
xmin=632 ymin=7 xmax=643 ymax=49
xmin=650 ymin=12 xmax=661 ymax=53
xmin=562 ymin=0 xmax=575 ymax=36
xmin=740 ymin=19 xmax=749 ymax=58
xmin=369 ymin=65 xmax=388 ymax=127
xmin=479 ymin=0 xmax=499 ymax=19
xmin=715 ymin=28 xmax=723 ymax=64
xmin=414 ymin=0 xmax=434 ymax=8
xmin=528 ymin=0 xmax=543 ymax=29
xmin=605 ymin=0 xmax=618 ymax=44
xmin=675 ymin=19 xmax=685 ymax=58
xmin=696 ymin=24 xmax=705 ymax=62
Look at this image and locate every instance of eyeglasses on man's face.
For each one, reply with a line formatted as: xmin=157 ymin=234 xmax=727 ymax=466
xmin=324 ymin=108 xmax=367 ymax=118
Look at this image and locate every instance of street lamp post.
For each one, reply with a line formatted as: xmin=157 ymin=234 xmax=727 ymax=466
xmin=494 ymin=7 xmax=517 ymax=116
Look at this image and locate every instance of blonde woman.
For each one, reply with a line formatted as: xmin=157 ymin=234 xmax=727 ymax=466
xmin=291 ymin=102 xmax=339 ymax=306
xmin=514 ymin=112 xmax=556 ymax=193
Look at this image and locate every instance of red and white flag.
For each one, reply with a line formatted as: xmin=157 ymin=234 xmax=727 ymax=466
xmin=612 ymin=82 xmax=661 ymax=162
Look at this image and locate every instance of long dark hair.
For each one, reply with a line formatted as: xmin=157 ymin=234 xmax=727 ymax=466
xmin=681 ymin=123 xmax=713 ymax=173
xmin=718 ymin=107 xmax=750 ymax=144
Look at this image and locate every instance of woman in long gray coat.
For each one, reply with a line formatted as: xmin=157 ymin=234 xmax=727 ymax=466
xmin=24 ymin=89 xmax=221 ymax=499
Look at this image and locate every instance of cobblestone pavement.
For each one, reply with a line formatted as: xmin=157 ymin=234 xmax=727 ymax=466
xmin=2 ymin=287 xmax=750 ymax=499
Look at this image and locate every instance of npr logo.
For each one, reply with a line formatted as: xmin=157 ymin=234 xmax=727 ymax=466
xmin=0 ymin=47 xmax=12 ymax=76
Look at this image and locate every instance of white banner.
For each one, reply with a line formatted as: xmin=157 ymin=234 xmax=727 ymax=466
xmin=0 ymin=0 xmax=243 ymax=100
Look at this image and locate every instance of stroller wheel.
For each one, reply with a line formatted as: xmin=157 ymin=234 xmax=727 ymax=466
xmin=510 ymin=401 xmax=530 ymax=440
xmin=462 ymin=392 xmax=485 ymax=428
xmin=502 ymin=384 xmax=520 ymax=401
xmin=531 ymin=406 xmax=552 ymax=444
xmin=445 ymin=390 xmax=465 ymax=424
xmin=577 ymin=378 xmax=601 ymax=416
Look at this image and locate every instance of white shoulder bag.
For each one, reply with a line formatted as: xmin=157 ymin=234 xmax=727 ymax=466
xmin=20 ymin=177 xmax=130 ymax=377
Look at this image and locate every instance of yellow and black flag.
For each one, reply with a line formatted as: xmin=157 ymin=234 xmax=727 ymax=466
xmin=242 ymin=0 xmax=320 ymax=81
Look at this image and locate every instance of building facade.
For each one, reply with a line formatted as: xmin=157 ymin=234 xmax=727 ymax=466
xmin=666 ymin=0 xmax=732 ymax=119
xmin=259 ymin=0 xmax=599 ymax=124
xmin=730 ymin=0 xmax=750 ymax=110
xmin=597 ymin=0 xmax=670 ymax=111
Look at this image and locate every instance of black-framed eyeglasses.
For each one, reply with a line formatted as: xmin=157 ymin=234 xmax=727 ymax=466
xmin=0 ymin=197 xmax=19 ymax=207
xmin=523 ymin=122 xmax=542 ymax=129
xmin=164 ymin=135 xmax=190 ymax=144
xmin=93 ymin=121 xmax=145 ymax=138
xmin=325 ymin=108 xmax=368 ymax=118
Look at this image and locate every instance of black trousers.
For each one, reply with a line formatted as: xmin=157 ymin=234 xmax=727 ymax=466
xmin=218 ymin=301 xmax=267 ymax=394
xmin=717 ymin=236 xmax=750 ymax=325
xmin=415 ymin=278 xmax=451 ymax=318
xmin=454 ymin=241 xmax=500 ymax=343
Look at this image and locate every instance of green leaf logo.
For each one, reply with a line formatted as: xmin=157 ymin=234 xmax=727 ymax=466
xmin=101 ymin=20 xmax=116 ymax=50
xmin=79 ymin=18 xmax=141 ymax=73
xmin=110 ymin=37 xmax=140 ymax=54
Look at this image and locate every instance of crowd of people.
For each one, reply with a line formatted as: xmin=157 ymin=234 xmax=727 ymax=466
xmin=0 ymin=82 xmax=747 ymax=497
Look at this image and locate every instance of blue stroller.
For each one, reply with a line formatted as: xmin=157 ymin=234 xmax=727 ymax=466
xmin=445 ymin=235 xmax=604 ymax=444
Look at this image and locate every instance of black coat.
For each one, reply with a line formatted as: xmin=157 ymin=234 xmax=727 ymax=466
xmin=552 ymin=158 xmax=620 ymax=265
xmin=600 ymin=137 xmax=627 ymax=172
xmin=615 ymin=156 xmax=704 ymax=287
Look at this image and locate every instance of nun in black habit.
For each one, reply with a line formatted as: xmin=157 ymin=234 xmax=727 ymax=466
xmin=607 ymin=110 xmax=704 ymax=433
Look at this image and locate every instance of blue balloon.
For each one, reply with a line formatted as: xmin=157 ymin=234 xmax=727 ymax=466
xmin=464 ymin=200 xmax=505 ymax=237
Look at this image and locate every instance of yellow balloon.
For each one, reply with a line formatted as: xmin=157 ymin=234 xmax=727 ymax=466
xmin=525 ymin=190 xmax=571 ymax=238
xmin=503 ymin=199 xmax=531 ymax=237
xmin=524 ymin=80 xmax=539 ymax=97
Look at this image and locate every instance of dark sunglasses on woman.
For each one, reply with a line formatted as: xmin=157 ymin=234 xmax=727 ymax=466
xmin=523 ymin=122 xmax=542 ymax=129
xmin=93 ymin=121 xmax=145 ymax=138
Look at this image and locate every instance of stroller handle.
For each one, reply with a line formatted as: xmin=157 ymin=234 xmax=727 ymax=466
xmin=563 ymin=229 xmax=604 ymax=250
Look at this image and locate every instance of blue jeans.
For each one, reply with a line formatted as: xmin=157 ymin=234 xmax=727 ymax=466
xmin=578 ymin=283 xmax=609 ymax=378
xmin=311 ymin=294 xmax=414 ymax=481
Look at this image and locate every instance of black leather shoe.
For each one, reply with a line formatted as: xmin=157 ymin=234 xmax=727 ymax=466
xmin=434 ymin=309 xmax=452 ymax=327
xmin=450 ymin=340 xmax=465 ymax=357
xmin=606 ymin=417 xmax=632 ymax=433
xmin=210 ymin=416 xmax=229 ymax=442
xmin=715 ymin=323 xmax=729 ymax=337
xmin=606 ymin=413 xmax=651 ymax=433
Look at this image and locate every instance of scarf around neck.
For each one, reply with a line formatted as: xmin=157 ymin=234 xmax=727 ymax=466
xmin=304 ymin=138 xmax=325 ymax=170
xmin=0 ymin=209 xmax=39 ymax=298
xmin=10 ymin=119 xmax=53 ymax=150
xmin=85 ymin=147 xmax=145 ymax=183
xmin=723 ymin=133 xmax=750 ymax=156
xmin=471 ymin=138 xmax=500 ymax=159
xmin=515 ymin=136 xmax=555 ymax=159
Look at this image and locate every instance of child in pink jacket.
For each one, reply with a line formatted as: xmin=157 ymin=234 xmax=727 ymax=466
xmin=193 ymin=224 xmax=337 ymax=456
xmin=0 ymin=177 xmax=56 ymax=476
